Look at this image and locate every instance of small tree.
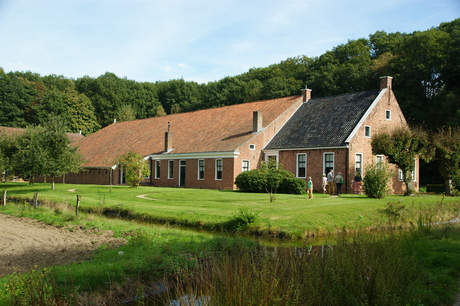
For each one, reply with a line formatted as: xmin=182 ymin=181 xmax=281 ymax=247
xmin=362 ymin=162 xmax=392 ymax=198
xmin=371 ymin=127 xmax=433 ymax=196
xmin=432 ymin=127 xmax=460 ymax=196
xmin=42 ymin=119 xmax=83 ymax=190
xmin=118 ymin=151 xmax=150 ymax=187
xmin=0 ymin=132 xmax=17 ymax=182
xmin=259 ymin=159 xmax=284 ymax=203
xmin=13 ymin=126 xmax=48 ymax=185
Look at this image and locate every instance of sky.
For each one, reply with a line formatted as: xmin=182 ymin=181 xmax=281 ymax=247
xmin=0 ymin=0 xmax=458 ymax=84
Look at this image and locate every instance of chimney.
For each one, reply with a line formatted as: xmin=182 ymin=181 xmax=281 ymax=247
xmin=379 ymin=76 xmax=393 ymax=90
xmin=253 ymin=111 xmax=262 ymax=133
xmin=301 ymin=86 xmax=312 ymax=102
xmin=164 ymin=122 xmax=173 ymax=152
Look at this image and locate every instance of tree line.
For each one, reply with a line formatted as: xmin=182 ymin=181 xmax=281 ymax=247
xmin=0 ymin=19 xmax=458 ymax=135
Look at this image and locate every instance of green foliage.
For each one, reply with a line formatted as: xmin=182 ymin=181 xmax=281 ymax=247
xmin=223 ymin=208 xmax=259 ymax=232
xmin=372 ymin=127 xmax=432 ymax=195
xmin=235 ymin=163 xmax=306 ymax=198
xmin=363 ymin=162 xmax=393 ymax=198
xmin=4 ymin=267 xmax=76 ymax=305
xmin=432 ymin=127 xmax=460 ymax=195
xmin=118 ymin=151 xmax=150 ymax=187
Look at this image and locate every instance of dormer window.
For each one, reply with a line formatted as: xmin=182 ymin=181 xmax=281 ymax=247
xmin=249 ymin=144 xmax=255 ymax=150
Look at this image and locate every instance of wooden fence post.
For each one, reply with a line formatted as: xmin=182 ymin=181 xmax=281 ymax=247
xmin=2 ymin=190 xmax=6 ymax=206
xmin=33 ymin=192 xmax=39 ymax=208
xmin=76 ymin=195 xmax=81 ymax=216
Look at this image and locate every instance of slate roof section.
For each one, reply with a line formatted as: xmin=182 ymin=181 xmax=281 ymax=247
xmin=265 ymin=90 xmax=380 ymax=150
xmin=74 ymin=95 xmax=301 ymax=168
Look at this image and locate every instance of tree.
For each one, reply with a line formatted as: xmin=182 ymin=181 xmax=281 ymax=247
xmin=371 ymin=127 xmax=433 ymax=196
xmin=259 ymin=159 xmax=284 ymax=203
xmin=118 ymin=151 xmax=150 ymax=187
xmin=13 ymin=126 xmax=48 ymax=185
xmin=41 ymin=119 xmax=83 ymax=190
xmin=0 ymin=132 xmax=18 ymax=181
xmin=432 ymin=127 xmax=460 ymax=195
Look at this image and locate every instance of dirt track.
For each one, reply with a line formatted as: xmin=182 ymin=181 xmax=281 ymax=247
xmin=0 ymin=213 xmax=125 ymax=277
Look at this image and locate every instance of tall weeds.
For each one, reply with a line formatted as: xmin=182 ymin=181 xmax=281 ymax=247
xmin=158 ymin=228 xmax=459 ymax=305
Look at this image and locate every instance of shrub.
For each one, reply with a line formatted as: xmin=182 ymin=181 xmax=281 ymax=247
xmin=279 ymin=176 xmax=306 ymax=194
xmin=363 ymin=163 xmax=392 ymax=198
xmin=234 ymin=169 xmax=265 ymax=193
xmin=223 ymin=208 xmax=259 ymax=232
xmin=235 ymin=168 xmax=305 ymax=195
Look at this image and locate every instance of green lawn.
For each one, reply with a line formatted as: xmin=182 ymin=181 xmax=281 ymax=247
xmin=1 ymin=182 xmax=459 ymax=238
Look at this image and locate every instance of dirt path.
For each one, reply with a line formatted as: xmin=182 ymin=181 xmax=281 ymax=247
xmin=0 ymin=213 xmax=125 ymax=277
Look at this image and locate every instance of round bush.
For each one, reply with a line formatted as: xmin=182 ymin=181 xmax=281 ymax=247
xmin=235 ymin=169 xmax=306 ymax=194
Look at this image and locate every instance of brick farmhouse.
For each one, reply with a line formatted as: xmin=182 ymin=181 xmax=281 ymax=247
xmin=26 ymin=76 xmax=417 ymax=194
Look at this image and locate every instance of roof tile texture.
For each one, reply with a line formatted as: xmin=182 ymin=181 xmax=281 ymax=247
xmin=265 ymin=90 xmax=380 ymax=149
xmin=75 ymin=96 xmax=301 ymax=167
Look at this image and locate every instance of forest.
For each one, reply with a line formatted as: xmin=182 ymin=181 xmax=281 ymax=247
xmin=0 ymin=19 xmax=459 ymax=136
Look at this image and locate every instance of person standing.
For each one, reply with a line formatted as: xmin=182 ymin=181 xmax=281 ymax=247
xmin=353 ymin=172 xmax=362 ymax=194
xmin=307 ymin=176 xmax=313 ymax=199
xmin=321 ymin=174 xmax=327 ymax=193
xmin=327 ymin=169 xmax=334 ymax=196
xmin=335 ymin=172 xmax=344 ymax=195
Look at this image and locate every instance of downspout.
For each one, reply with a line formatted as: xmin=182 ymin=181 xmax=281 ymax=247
xmin=345 ymin=144 xmax=350 ymax=194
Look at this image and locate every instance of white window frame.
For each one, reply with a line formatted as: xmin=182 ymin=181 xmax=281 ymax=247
xmin=154 ymin=160 xmax=161 ymax=179
xmin=198 ymin=159 xmax=205 ymax=180
xmin=376 ymin=155 xmax=384 ymax=164
xmin=215 ymin=159 xmax=223 ymax=180
xmin=168 ymin=160 xmax=174 ymax=179
xmin=249 ymin=144 xmax=256 ymax=150
xmin=398 ymin=159 xmax=417 ymax=182
xmin=364 ymin=125 xmax=371 ymax=138
xmin=242 ymin=160 xmax=250 ymax=172
xmin=385 ymin=110 xmax=391 ymax=120
xmin=296 ymin=153 xmax=307 ymax=178
xmin=323 ymin=152 xmax=334 ymax=175
xmin=355 ymin=153 xmax=363 ymax=174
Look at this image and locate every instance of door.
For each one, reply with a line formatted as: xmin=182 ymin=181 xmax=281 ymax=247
xmin=179 ymin=160 xmax=186 ymax=187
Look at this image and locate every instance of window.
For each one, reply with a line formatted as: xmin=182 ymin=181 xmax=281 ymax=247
xmin=385 ymin=110 xmax=391 ymax=120
xmin=249 ymin=144 xmax=255 ymax=150
xmin=168 ymin=160 xmax=174 ymax=179
xmin=365 ymin=126 xmax=371 ymax=138
xmin=399 ymin=159 xmax=417 ymax=182
xmin=323 ymin=153 xmax=334 ymax=175
xmin=215 ymin=159 xmax=223 ymax=180
xmin=297 ymin=153 xmax=306 ymax=178
xmin=355 ymin=153 xmax=363 ymax=174
xmin=198 ymin=159 xmax=205 ymax=180
xmin=376 ymin=155 xmax=384 ymax=164
xmin=155 ymin=160 xmax=160 ymax=179
xmin=242 ymin=160 xmax=250 ymax=172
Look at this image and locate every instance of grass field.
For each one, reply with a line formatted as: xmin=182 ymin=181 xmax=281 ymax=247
xmin=1 ymin=182 xmax=460 ymax=304
xmin=1 ymin=182 xmax=459 ymax=238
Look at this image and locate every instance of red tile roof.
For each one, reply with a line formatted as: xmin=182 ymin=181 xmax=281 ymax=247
xmin=75 ymin=96 xmax=301 ymax=167
xmin=0 ymin=126 xmax=85 ymax=143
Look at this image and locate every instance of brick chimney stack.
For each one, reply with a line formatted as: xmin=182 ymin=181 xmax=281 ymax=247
xmin=301 ymin=87 xmax=312 ymax=102
xmin=380 ymin=76 xmax=393 ymax=91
